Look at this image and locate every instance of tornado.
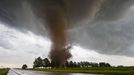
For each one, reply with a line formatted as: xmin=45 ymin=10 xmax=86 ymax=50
xmin=45 ymin=7 xmax=72 ymax=67
xmin=31 ymin=0 xmax=105 ymax=67
xmin=31 ymin=0 xmax=72 ymax=67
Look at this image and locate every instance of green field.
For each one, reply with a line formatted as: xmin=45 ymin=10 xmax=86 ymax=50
xmin=31 ymin=67 xmax=134 ymax=75
xmin=0 ymin=69 xmax=9 ymax=75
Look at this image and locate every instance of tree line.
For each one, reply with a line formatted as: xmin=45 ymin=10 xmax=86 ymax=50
xmin=33 ymin=57 xmax=111 ymax=68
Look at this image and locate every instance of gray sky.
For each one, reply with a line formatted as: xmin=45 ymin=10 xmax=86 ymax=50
xmin=0 ymin=0 xmax=134 ymax=68
xmin=70 ymin=6 xmax=134 ymax=57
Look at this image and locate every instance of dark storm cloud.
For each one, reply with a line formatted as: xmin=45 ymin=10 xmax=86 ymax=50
xmin=0 ymin=0 xmax=134 ymax=57
xmin=71 ymin=9 xmax=134 ymax=56
xmin=2 ymin=0 xmax=134 ymax=33
xmin=96 ymin=0 xmax=134 ymax=21
xmin=0 ymin=0 xmax=48 ymax=36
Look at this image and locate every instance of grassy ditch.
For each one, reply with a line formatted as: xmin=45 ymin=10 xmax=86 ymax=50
xmin=31 ymin=67 xmax=134 ymax=75
xmin=0 ymin=68 xmax=9 ymax=75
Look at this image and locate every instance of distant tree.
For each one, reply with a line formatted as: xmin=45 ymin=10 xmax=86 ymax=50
xmin=117 ymin=65 xmax=124 ymax=67
xmin=105 ymin=63 xmax=111 ymax=67
xmin=91 ymin=62 xmax=98 ymax=67
xmin=22 ymin=64 xmax=27 ymax=69
xmin=69 ymin=61 xmax=74 ymax=67
xmin=86 ymin=62 xmax=90 ymax=67
xmin=65 ymin=61 xmax=69 ymax=67
xmin=33 ymin=57 xmax=43 ymax=68
xmin=77 ymin=62 xmax=81 ymax=67
xmin=42 ymin=58 xmax=51 ymax=67
xmin=50 ymin=59 xmax=61 ymax=68
xmin=99 ymin=62 xmax=111 ymax=67
xmin=73 ymin=62 xmax=77 ymax=67
xmin=99 ymin=62 xmax=106 ymax=67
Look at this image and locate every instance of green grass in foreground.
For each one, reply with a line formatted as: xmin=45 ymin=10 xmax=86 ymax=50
xmin=31 ymin=67 xmax=134 ymax=75
xmin=0 ymin=68 xmax=9 ymax=75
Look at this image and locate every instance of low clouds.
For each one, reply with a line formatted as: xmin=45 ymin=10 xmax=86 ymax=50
xmin=0 ymin=23 xmax=50 ymax=51
xmin=0 ymin=24 xmax=51 ymax=67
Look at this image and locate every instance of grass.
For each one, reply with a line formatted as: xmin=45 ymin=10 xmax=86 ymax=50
xmin=31 ymin=67 xmax=134 ymax=75
xmin=0 ymin=68 xmax=9 ymax=75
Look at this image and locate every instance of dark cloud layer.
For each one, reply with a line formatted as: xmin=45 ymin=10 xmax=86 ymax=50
xmin=71 ymin=9 xmax=134 ymax=56
xmin=96 ymin=0 xmax=134 ymax=21
xmin=0 ymin=0 xmax=134 ymax=57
